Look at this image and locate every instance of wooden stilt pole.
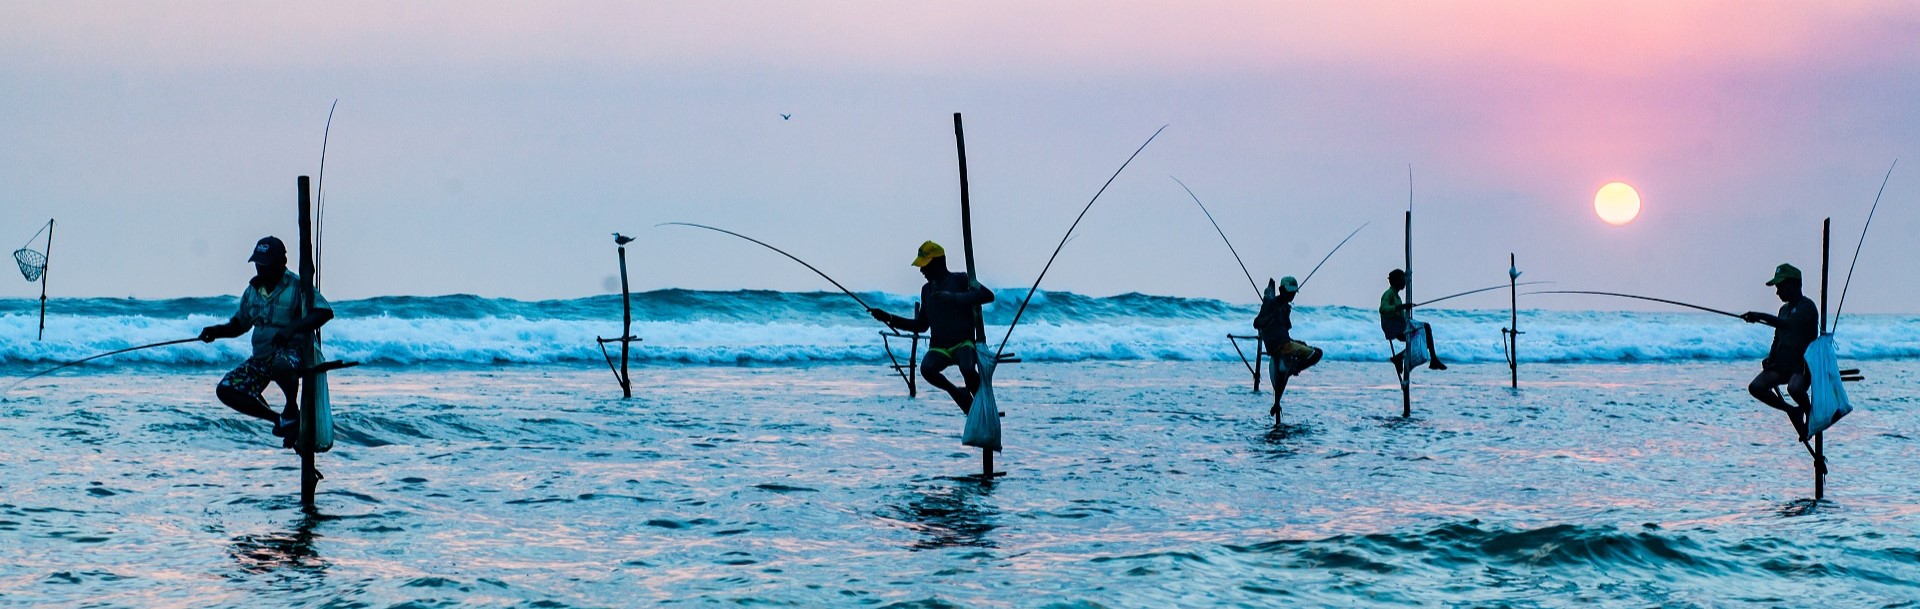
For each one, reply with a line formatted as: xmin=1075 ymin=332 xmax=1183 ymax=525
xmin=1816 ymin=218 xmax=1829 ymax=500
xmin=954 ymin=112 xmax=993 ymax=479
xmin=618 ymin=245 xmax=633 ymax=399
xmin=1509 ymin=253 xmax=1518 ymax=389
xmin=36 ymin=219 xmax=51 ymax=341
xmin=1401 ymin=207 xmax=1412 ymax=418
xmin=296 ymin=176 xmax=320 ymax=509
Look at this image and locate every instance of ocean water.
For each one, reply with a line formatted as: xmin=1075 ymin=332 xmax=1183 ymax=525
xmin=2 ymin=293 xmax=1918 ymax=607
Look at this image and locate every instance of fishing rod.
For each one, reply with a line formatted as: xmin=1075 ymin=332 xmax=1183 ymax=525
xmin=658 ymin=222 xmax=875 ymax=313
xmin=1833 ymin=159 xmax=1897 ymax=329
xmin=315 ymin=99 xmax=338 ymax=288
xmin=1524 ymin=290 xmax=1742 ymax=319
xmin=996 ymin=125 xmax=1167 ymax=358
xmin=1170 ymin=176 xmax=1259 ymax=299
xmin=1298 ymin=223 xmax=1369 ymax=289
xmin=1413 ymin=281 xmax=1552 ymax=308
xmin=5 ymin=338 xmax=202 ymax=394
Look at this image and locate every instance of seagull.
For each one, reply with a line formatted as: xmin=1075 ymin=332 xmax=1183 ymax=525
xmin=780 ymin=114 xmax=791 ymax=120
xmin=613 ymin=232 xmax=636 ymax=245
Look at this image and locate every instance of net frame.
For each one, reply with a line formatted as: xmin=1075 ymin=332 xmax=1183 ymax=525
xmin=14 ymin=248 xmax=44 ymax=282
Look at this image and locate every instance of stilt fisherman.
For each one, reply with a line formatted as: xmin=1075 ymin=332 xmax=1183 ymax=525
xmin=1254 ymin=276 xmax=1322 ymax=418
xmin=870 ymin=241 xmax=995 ymax=414
xmin=197 ymin=237 xmax=334 ymax=447
xmin=1741 ymin=263 xmax=1819 ymax=441
xmin=1381 ymin=268 xmax=1448 ymax=372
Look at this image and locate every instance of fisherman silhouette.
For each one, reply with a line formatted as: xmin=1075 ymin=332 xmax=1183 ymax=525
xmin=1741 ymin=263 xmax=1818 ymax=442
xmin=1381 ymin=269 xmax=1447 ymax=372
xmin=197 ymin=237 xmax=335 ymax=448
xmin=869 ymin=241 xmax=995 ymax=414
xmin=1255 ymin=276 xmax=1323 ymax=420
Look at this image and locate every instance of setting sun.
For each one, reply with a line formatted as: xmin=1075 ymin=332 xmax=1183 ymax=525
xmin=1594 ymin=182 xmax=1641 ymax=225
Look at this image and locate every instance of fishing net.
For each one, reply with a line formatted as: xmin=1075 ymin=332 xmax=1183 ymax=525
xmin=14 ymin=248 xmax=44 ymax=282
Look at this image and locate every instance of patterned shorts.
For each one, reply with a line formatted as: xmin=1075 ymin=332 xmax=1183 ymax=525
xmin=219 ymin=347 xmax=303 ymax=397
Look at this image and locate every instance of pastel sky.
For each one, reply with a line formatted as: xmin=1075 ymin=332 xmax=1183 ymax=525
xmin=3 ymin=2 xmax=1917 ymax=314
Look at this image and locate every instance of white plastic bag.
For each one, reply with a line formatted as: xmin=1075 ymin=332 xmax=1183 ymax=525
xmin=962 ymin=349 xmax=1002 ymax=453
xmin=1401 ymin=322 xmax=1431 ymax=369
xmin=1803 ymin=334 xmax=1852 ymax=438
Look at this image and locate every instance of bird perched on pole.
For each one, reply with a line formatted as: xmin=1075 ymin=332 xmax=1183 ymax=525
xmin=613 ymin=233 xmax=636 ymax=246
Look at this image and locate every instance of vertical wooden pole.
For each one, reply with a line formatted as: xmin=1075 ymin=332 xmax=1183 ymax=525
xmin=618 ymin=245 xmax=633 ymax=398
xmin=1253 ymin=341 xmax=1264 ymax=392
xmin=1816 ymin=218 xmax=1829 ymax=500
xmin=1509 ymin=253 xmax=1518 ymax=389
xmin=954 ymin=112 xmax=992 ymax=479
xmin=297 ymin=176 xmax=320 ymax=509
xmin=37 ymin=219 xmax=52 ymax=341
xmin=1401 ymin=208 xmax=1412 ymax=418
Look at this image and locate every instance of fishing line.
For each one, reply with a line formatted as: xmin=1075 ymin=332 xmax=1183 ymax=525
xmin=4 ymin=338 xmax=202 ymax=394
xmin=658 ymin=222 xmax=876 ymax=313
xmin=1413 ymin=281 xmax=1551 ymax=308
xmin=1298 ymin=223 xmax=1368 ymax=289
xmin=996 ymin=125 xmax=1167 ymax=358
xmin=1170 ymin=176 xmax=1259 ymax=299
xmin=1833 ymin=159 xmax=1896 ymax=330
xmin=1524 ymin=290 xmax=1742 ymax=319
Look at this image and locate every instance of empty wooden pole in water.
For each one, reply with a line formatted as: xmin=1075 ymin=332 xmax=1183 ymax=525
xmin=297 ymin=176 xmax=321 ymax=508
xmin=954 ymin=112 xmax=993 ymax=479
xmin=619 ymin=244 xmax=633 ymax=398
xmin=1509 ymin=253 xmax=1518 ymax=389
xmin=1817 ymin=218 xmax=1829 ymax=500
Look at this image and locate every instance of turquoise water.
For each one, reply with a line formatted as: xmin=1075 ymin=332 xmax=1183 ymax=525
xmin=2 ymin=358 xmax=1915 ymax=607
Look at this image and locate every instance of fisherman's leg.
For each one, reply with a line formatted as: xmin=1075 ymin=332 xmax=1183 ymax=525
xmin=921 ymin=350 xmax=970 ymax=415
xmin=267 ymin=346 xmax=306 ymax=441
xmin=955 ymin=346 xmax=981 ymax=403
xmin=1423 ymin=323 xmax=1447 ymax=370
xmin=1268 ymin=354 xmax=1287 ymax=418
xmin=216 ymin=358 xmax=279 ymax=422
xmin=1787 ymin=370 xmax=1813 ymax=441
xmin=1747 ymin=368 xmax=1795 ymax=412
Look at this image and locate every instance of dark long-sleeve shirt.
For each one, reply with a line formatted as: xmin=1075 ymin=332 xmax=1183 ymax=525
xmin=882 ymin=271 xmax=994 ymax=349
xmin=1253 ymin=297 xmax=1292 ymax=350
xmin=1767 ymin=295 xmax=1819 ymax=370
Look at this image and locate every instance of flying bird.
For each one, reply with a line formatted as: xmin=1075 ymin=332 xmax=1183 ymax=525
xmin=780 ymin=114 xmax=791 ymax=120
xmin=613 ymin=232 xmax=636 ymax=245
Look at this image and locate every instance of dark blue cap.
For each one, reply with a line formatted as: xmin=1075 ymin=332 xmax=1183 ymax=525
xmin=248 ymin=236 xmax=287 ymax=263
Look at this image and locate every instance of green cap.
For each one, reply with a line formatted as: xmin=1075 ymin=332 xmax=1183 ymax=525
xmin=1765 ymin=263 xmax=1802 ymax=286
xmin=1278 ymin=276 xmax=1300 ymax=293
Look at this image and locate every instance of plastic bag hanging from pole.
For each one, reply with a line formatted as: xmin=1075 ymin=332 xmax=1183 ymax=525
xmin=962 ymin=349 xmax=1002 ymax=453
xmin=1803 ymin=334 xmax=1852 ymax=437
xmin=1401 ymin=323 xmax=1431 ymax=369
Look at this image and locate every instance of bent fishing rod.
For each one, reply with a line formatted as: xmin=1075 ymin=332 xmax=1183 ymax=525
xmin=1523 ymin=290 xmax=1742 ymax=319
xmin=1298 ymin=223 xmax=1369 ymax=289
xmin=5 ymin=338 xmax=202 ymax=394
xmin=1412 ymin=281 xmax=1552 ymax=308
xmin=1170 ymin=176 xmax=1259 ymax=299
xmin=658 ymin=222 xmax=876 ymax=313
xmin=1833 ymin=159 xmax=1897 ymax=330
xmin=997 ymin=125 xmax=1167 ymax=358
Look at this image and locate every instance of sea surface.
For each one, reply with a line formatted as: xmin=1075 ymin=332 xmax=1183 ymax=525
xmin=2 ymin=292 xmax=1917 ymax=607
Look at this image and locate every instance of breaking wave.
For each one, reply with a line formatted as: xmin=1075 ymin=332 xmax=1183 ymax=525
xmin=1 ymin=290 xmax=1915 ymax=366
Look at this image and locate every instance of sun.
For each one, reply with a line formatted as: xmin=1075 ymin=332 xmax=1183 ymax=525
xmin=1594 ymin=182 xmax=1641 ymax=226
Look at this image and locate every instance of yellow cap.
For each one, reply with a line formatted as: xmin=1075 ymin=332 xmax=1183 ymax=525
xmin=911 ymin=241 xmax=945 ymax=267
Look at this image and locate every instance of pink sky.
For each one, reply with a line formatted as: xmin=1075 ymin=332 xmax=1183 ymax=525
xmin=2 ymin=2 xmax=1916 ymax=311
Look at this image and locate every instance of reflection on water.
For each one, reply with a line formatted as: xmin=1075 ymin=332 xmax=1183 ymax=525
xmin=882 ymin=480 xmax=999 ymax=552
xmin=228 ymin=511 xmax=328 ymax=584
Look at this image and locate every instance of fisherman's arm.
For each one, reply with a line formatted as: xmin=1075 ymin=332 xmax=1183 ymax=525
xmin=868 ymin=292 xmax=931 ymax=333
xmin=200 ymin=300 xmax=253 ymax=342
xmin=1740 ymin=312 xmax=1782 ymax=326
xmin=941 ymin=278 xmax=994 ymax=306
